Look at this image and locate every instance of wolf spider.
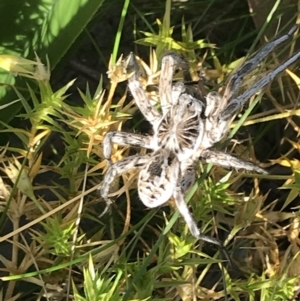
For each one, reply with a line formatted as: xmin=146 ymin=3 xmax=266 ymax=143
xmin=99 ymin=25 xmax=300 ymax=254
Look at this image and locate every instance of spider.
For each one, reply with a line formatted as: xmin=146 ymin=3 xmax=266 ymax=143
xmin=99 ymin=25 xmax=300 ymax=254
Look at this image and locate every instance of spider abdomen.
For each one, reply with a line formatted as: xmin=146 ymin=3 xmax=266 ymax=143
xmin=138 ymin=150 xmax=179 ymax=208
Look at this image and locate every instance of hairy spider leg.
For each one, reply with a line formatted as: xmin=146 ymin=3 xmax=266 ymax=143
xmin=173 ymin=187 xmax=231 ymax=262
xmin=200 ymin=149 xmax=268 ymax=174
xmin=159 ymin=52 xmax=189 ymax=115
xmin=222 ymin=25 xmax=299 ymax=107
xmin=203 ymin=25 xmax=300 ymax=145
xmin=103 ymin=131 xmax=156 ymax=162
xmin=127 ymin=53 xmax=162 ymax=125
xmin=179 ymin=164 xmax=196 ymax=192
xmin=221 ymin=49 xmax=300 ymax=120
xmin=202 ymin=92 xmax=229 ymax=147
xmin=99 ymin=154 xmax=151 ymax=216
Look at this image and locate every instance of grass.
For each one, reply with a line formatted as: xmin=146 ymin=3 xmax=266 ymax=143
xmin=0 ymin=0 xmax=300 ymax=300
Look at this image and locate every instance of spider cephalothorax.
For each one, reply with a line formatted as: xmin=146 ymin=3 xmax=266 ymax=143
xmin=156 ymin=89 xmax=204 ymax=158
xmin=99 ymin=25 xmax=300 ymax=252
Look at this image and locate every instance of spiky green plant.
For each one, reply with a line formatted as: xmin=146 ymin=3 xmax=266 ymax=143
xmin=1 ymin=1 xmax=300 ymax=301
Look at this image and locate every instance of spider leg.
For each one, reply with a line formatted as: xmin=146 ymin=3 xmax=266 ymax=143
xmin=127 ymin=53 xmax=162 ymax=125
xmin=138 ymin=150 xmax=179 ymax=208
xmin=171 ymin=82 xmax=186 ymax=106
xmin=103 ymin=131 xmax=155 ymax=162
xmin=204 ymin=91 xmax=224 ymax=117
xmin=160 ymin=52 xmax=188 ymax=115
xmin=201 ymin=149 xmax=268 ymax=174
xmin=179 ymin=164 xmax=196 ymax=193
xmin=202 ymin=92 xmax=229 ymax=147
xmin=222 ymin=25 xmax=298 ymax=110
xmin=173 ymin=187 xmax=230 ymax=262
xmin=220 ymin=49 xmax=300 ymax=120
xmin=99 ymin=154 xmax=150 ymax=216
